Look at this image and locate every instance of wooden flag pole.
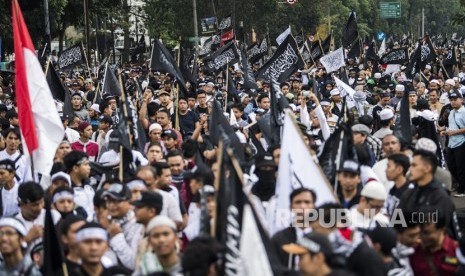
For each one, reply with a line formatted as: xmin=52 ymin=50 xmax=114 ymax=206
xmin=118 ymin=145 xmax=123 ymax=182
xmin=81 ymin=42 xmax=92 ymax=78
xmin=174 ymin=38 xmax=181 ymax=132
xmin=224 ymin=65 xmax=229 ymax=112
xmin=211 ymin=139 xmax=224 ymax=237
xmin=44 ymin=57 xmax=51 ymax=76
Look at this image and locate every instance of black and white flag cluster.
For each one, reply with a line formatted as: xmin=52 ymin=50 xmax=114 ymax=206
xmin=57 ymin=43 xmax=85 ymax=71
xmin=255 ymin=35 xmax=304 ymax=82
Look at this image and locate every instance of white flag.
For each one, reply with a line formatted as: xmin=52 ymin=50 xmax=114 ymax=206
xmin=385 ymin=64 xmax=401 ymax=75
xmin=378 ymin=38 xmax=386 ymax=57
xmin=240 ymin=204 xmax=274 ymax=276
xmin=334 ymin=76 xmax=355 ymax=99
xmin=276 ymin=26 xmax=291 ymax=45
xmin=320 ymin=47 xmax=346 ymax=73
xmin=268 ymin=111 xmax=337 ymax=235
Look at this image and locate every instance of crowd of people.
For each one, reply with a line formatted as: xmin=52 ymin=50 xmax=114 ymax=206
xmin=0 ymin=34 xmax=465 ymax=276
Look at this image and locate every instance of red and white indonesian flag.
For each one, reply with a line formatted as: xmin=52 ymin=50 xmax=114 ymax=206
xmin=13 ymin=0 xmax=64 ymax=175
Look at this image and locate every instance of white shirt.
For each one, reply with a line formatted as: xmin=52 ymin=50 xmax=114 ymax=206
xmin=157 ymin=189 xmax=182 ymax=223
xmin=2 ymin=180 xmax=19 ymax=216
xmin=0 ymin=150 xmax=33 ymax=184
xmin=73 ymin=185 xmax=95 ymax=222
xmin=99 ymin=149 xmax=149 ymax=167
xmin=65 ymin=127 xmax=80 ymax=143
xmin=372 ymin=158 xmax=394 ymax=192
xmin=348 ymin=206 xmax=389 ymax=231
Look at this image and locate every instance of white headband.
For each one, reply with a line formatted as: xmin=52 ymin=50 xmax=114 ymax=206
xmin=76 ymin=227 xmax=108 ymax=242
xmin=0 ymin=217 xmax=27 ymax=236
xmin=52 ymin=191 xmax=74 ymax=204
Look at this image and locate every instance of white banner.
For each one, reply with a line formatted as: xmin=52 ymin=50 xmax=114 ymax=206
xmin=320 ymin=47 xmax=345 ymax=73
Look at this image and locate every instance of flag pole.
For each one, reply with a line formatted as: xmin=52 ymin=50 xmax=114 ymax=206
xmin=212 ymin=139 xmax=224 ymax=237
xmin=224 ymin=64 xmax=229 ymax=112
xmin=81 ymin=42 xmax=92 ymax=78
xmin=44 ymin=57 xmax=51 ymax=76
xmin=174 ymin=37 xmax=181 ymax=132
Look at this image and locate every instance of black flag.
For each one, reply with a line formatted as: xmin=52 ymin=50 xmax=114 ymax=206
xmin=255 ymin=35 xmax=304 ymax=82
xmin=239 ymin=48 xmax=259 ymax=91
xmin=318 ymin=119 xmax=354 ymax=186
xmin=57 ymin=43 xmax=85 ymax=71
xmin=380 ymin=48 xmax=409 ymax=64
xmin=347 ymin=39 xmax=361 ymax=60
xmin=209 ymin=100 xmax=244 ymax=162
xmin=180 ymin=51 xmax=197 ymax=88
xmin=203 ymin=42 xmax=240 ymax=73
xmin=218 ymin=15 xmax=232 ymax=31
xmin=247 ymin=38 xmax=268 ymax=63
xmin=365 ymin=41 xmax=379 ymax=61
xmin=43 ymin=202 xmax=67 ymax=276
xmin=321 ymin=34 xmax=332 ymax=54
xmin=129 ymin=35 xmax=146 ymax=61
xmin=150 ymin=39 xmax=187 ymax=92
xmin=101 ymin=63 xmax=121 ymax=97
xmin=45 ymin=62 xmax=66 ymax=102
xmin=310 ymin=39 xmax=324 ymax=60
xmin=300 ymin=41 xmax=312 ymax=64
xmin=343 ymin=11 xmax=359 ymax=48
xmin=269 ymin=77 xmax=289 ymax=145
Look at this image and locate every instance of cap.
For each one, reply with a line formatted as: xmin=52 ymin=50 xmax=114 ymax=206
xmin=240 ymin=93 xmax=249 ymax=102
xmin=99 ymin=115 xmax=113 ymax=125
xmin=416 ymin=99 xmax=429 ymax=110
xmin=0 ymin=217 xmax=27 ymax=236
xmin=126 ymin=179 xmax=147 ymax=191
xmin=446 ymin=79 xmax=455 ymax=86
xmin=379 ymin=109 xmax=394 ymax=121
xmin=158 ymin=90 xmax=170 ymax=96
xmin=51 ymin=171 xmax=71 ymax=186
xmin=90 ymin=104 xmax=100 ymax=113
xmin=374 ymin=73 xmax=382 ymax=79
xmin=449 ymin=91 xmax=462 ymax=99
xmin=0 ymin=159 xmax=15 ymax=172
xmin=149 ymin=123 xmax=162 ymax=133
xmin=338 ymin=159 xmax=360 ymax=174
xmin=102 ymin=183 xmax=131 ymax=201
xmin=395 ymin=84 xmax=405 ymax=92
xmin=361 ymin=180 xmax=387 ymax=200
xmin=132 ymin=191 xmax=163 ymax=209
xmin=358 ymin=115 xmax=374 ymax=126
xmin=320 ymin=98 xmax=331 ymax=106
xmin=255 ymin=153 xmax=277 ymax=168
xmin=415 ymin=137 xmax=438 ymax=153
xmin=351 ymin=124 xmax=371 ymax=135
xmin=430 ymin=79 xmax=440 ymax=85
xmin=71 ymin=92 xmax=82 ymax=98
xmin=282 ymin=232 xmax=333 ymax=257
xmin=330 ymin=89 xmax=340 ymax=96
xmin=161 ymin=129 xmax=178 ymax=140
xmin=425 ymin=64 xmax=432 ymax=70
xmin=146 ymin=216 xmax=177 ymax=234
xmin=77 ymin=121 xmax=91 ymax=132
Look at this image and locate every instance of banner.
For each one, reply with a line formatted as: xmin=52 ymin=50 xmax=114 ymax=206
xmin=150 ymin=39 xmax=187 ymax=91
xmin=218 ymin=15 xmax=232 ymax=31
xmin=247 ymin=39 xmax=268 ymax=63
xmin=255 ymin=35 xmax=304 ymax=82
xmin=203 ymin=42 xmax=239 ymax=72
xmin=320 ymin=47 xmax=345 ymax=73
xmin=57 ymin=43 xmax=85 ymax=71
xmin=380 ymin=48 xmax=409 ymax=64
xmin=201 ymin=17 xmax=217 ymax=34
